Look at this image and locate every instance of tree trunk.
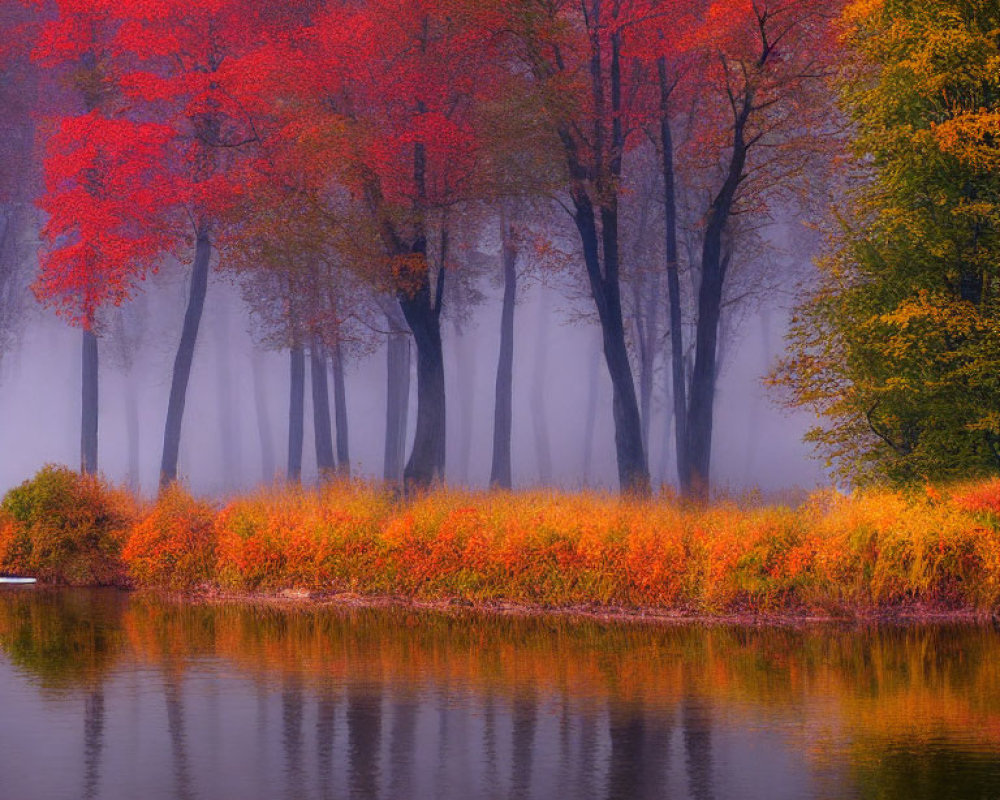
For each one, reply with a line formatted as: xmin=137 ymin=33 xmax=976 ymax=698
xmin=451 ymin=319 xmax=477 ymax=485
xmin=81 ymin=328 xmax=98 ymax=475
xmin=562 ymin=26 xmax=649 ymax=495
xmin=331 ymin=337 xmax=350 ymax=476
xmin=383 ymin=316 xmax=411 ymax=486
xmin=573 ymin=197 xmax=650 ymax=494
xmin=125 ymin=369 xmax=140 ymax=491
xmin=490 ymin=223 xmax=517 ymax=489
xmin=310 ymin=341 xmax=336 ymax=478
xmin=659 ymin=57 xmax=691 ymax=495
xmin=398 ymin=243 xmax=445 ymax=492
xmin=581 ymin=331 xmax=603 ymax=486
xmin=252 ymin=348 xmax=276 ymax=484
xmin=212 ymin=296 xmax=241 ymax=490
xmin=159 ymin=228 xmax=211 ymax=488
xmin=686 ymin=128 xmax=747 ymax=500
xmin=531 ymin=287 xmax=553 ymax=485
xmin=287 ymin=344 xmax=305 ymax=483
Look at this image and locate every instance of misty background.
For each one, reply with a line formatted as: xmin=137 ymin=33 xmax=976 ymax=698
xmin=0 ymin=221 xmax=826 ymax=498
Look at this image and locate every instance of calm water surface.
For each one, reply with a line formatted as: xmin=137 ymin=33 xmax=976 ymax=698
xmin=1 ymin=589 xmax=999 ymax=800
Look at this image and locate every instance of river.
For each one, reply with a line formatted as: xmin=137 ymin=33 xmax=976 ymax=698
xmin=1 ymin=589 xmax=998 ymax=799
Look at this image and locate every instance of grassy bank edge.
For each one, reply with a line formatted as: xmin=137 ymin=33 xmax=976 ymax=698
xmin=6 ymin=465 xmax=1000 ymax=619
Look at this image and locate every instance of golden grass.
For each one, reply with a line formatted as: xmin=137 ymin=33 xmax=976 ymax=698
xmin=6 ymin=466 xmax=1000 ymax=614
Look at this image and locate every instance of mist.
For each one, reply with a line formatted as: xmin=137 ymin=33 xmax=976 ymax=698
xmin=0 ymin=249 xmax=826 ymax=499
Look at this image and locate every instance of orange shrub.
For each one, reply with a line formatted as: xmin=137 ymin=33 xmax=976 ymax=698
xmin=0 ymin=465 xmax=137 ymax=585
xmin=123 ymin=486 xmax=217 ymax=589
xmin=213 ymin=482 xmax=394 ymax=591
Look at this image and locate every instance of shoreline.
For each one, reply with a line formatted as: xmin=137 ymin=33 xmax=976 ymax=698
xmin=109 ymin=585 xmax=1000 ymax=629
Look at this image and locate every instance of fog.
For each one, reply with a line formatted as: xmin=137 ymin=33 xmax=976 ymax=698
xmin=0 ymin=255 xmax=827 ymax=499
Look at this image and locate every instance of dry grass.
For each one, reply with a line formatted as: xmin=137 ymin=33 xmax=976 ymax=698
xmin=6 ymin=467 xmax=1000 ymax=614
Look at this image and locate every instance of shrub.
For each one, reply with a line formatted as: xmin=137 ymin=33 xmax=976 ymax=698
xmin=213 ymin=482 xmax=394 ymax=591
xmin=123 ymin=485 xmax=217 ymax=589
xmin=0 ymin=465 xmax=137 ymax=585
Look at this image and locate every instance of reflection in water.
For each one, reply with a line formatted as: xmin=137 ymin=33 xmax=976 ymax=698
xmin=83 ymin=688 xmax=104 ymax=800
xmin=316 ymin=687 xmax=338 ymax=800
xmin=0 ymin=589 xmax=1000 ymax=800
xmin=165 ymin=674 xmax=196 ymax=800
xmin=510 ymin=688 xmax=537 ymax=800
xmin=347 ymin=683 xmax=382 ymax=800
xmin=283 ymin=677 xmax=306 ymax=800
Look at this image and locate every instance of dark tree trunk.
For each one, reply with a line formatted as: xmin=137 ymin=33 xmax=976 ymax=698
xmin=159 ymin=228 xmax=211 ymax=488
xmin=212 ymin=299 xmax=241 ymax=490
xmin=287 ymin=344 xmax=305 ymax=483
xmin=490 ymin=224 xmax=517 ymax=489
xmin=81 ymin=328 xmax=98 ymax=475
xmin=451 ymin=319 xmax=477 ymax=484
xmin=252 ymin=349 xmax=276 ymax=484
xmin=686 ymin=127 xmax=747 ymax=500
xmin=635 ymin=272 xmax=660 ymax=457
xmin=125 ymin=370 xmax=140 ymax=491
xmin=573 ymin=196 xmax=650 ymax=494
xmin=658 ymin=57 xmax=691 ymax=495
xmin=310 ymin=341 xmax=336 ymax=477
xmin=581 ymin=332 xmax=603 ymax=486
xmin=531 ymin=287 xmax=553 ymax=485
xmin=331 ymin=338 xmax=350 ymax=476
xmin=383 ymin=315 xmax=410 ymax=486
xmin=398 ymin=240 xmax=445 ymax=492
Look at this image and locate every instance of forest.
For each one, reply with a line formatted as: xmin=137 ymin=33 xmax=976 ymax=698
xmin=0 ymin=0 xmax=996 ymax=505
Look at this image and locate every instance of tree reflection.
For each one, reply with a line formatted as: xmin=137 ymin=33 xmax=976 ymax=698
xmin=165 ymin=672 xmax=196 ymax=800
xmin=389 ymin=691 xmax=418 ymax=800
xmin=347 ymin=682 xmax=382 ymax=800
xmin=316 ymin=684 xmax=338 ymax=800
xmin=606 ymin=700 xmax=673 ymax=800
xmin=82 ymin=687 xmax=104 ymax=800
xmin=509 ymin=688 xmax=537 ymax=800
xmin=283 ymin=676 xmax=306 ymax=800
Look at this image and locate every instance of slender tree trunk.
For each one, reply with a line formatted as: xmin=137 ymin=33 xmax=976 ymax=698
xmin=659 ymin=57 xmax=691 ymax=495
xmin=252 ymin=348 xmax=276 ymax=484
xmin=81 ymin=328 xmax=98 ymax=475
xmin=383 ymin=318 xmax=410 ymax=486
xmin=451 ymin=319 xmax=477 ymax=484
xmin=331 ymin=338 xmax=350 ymax=476
xmin=159 ymin=228 xmax=211 ymax=488
xmin=581 ymin=331 xmax=603 ymax=486
xmin=573 ymin=198 xmax=649 ymax=494
xmin=287 ymin=344 xmax=305 ymax=483
xmin=398 ymin=241 xmax=445 ymax=492
xmin=310 ymin=341 xmax=335 ymax=478
xmin=125 ymin=369 xmax=140 ymax=491
xmin=686 ymin=129 xmax=747 ymax=500
xmin=490 ymin=222 xmax=517 ymax=489
xmin=743 ymin=309 xmax=771 ymax=481
xmin=212 ymin=296 xmax=241 ymax=490
xmin=562 ymin=26 xmax=649 ymax=495
xmin=531 ymin=287 xmax=553 ymax=485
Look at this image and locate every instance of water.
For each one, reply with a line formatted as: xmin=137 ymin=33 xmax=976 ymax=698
xmin=1 ymin=589 xmax=999 ymax=800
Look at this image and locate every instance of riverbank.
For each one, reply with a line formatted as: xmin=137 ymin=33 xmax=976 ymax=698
xmin=141 ymin=585 xmax=1000 ymax=629
xmin=3 ymin=465 xmax=1000 ymax=620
